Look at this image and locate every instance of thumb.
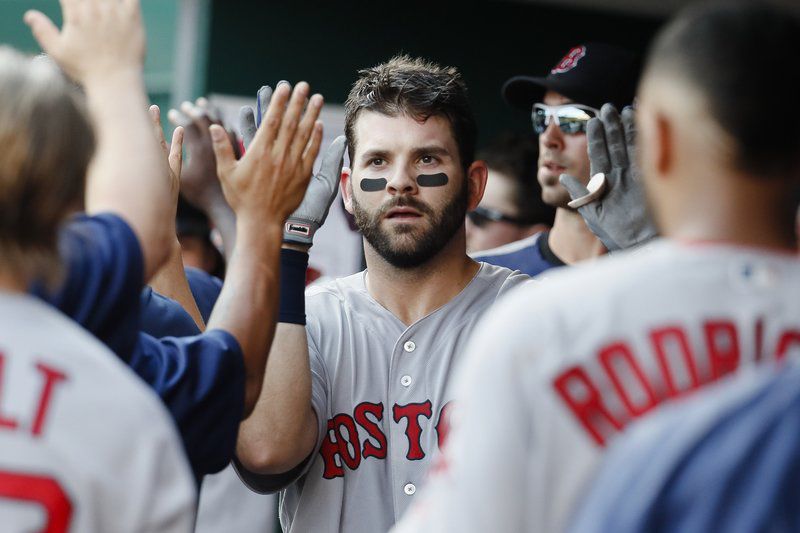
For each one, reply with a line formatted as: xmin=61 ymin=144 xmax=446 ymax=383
xmin=559 ymin=173 xmax=589 ymax=201
xmin=24 ymin=11 xmax=60 ymax=56
xmin=209 ymin=124 xmax=236 ymax=178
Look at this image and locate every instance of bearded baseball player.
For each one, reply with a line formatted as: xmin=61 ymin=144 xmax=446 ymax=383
xmin=393 ymin=1 xmax=800 ymax=531
xmin=0 ymin=2 xmax=196 ymax=530
xmin=233 ymin=56 xmax=528 ymax=531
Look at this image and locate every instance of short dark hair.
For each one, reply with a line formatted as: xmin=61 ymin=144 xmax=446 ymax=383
xmin=344 ymin=55 xmax=477 ymax=171
xmin=646 ymin=1 xmax=800 ymax=179
xmin=477 ymin=133 xmax=555 ymax=225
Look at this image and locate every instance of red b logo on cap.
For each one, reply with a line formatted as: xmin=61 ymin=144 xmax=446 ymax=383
xmin=551 ymin=45 xmax=586 ymax=74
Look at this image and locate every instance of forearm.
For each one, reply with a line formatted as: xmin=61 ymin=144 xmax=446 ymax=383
xmin=83 ymin=70 xmax=173 ymax=278
xmin=206 ymin=219 xmax=282 ymax=414
xmin=236 ymin=322 xmax=317 ymax=474
xmin=149 ymin=239 xmax=205 ymax=331
xmin=205 ymin=197 xmax=237 ymax=262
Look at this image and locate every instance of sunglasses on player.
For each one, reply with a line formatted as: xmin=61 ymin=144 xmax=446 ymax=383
xmin=532 ymin=103 xmax=600 ymax=135
xmin=467 ymin=206 xmax=528 ymax=228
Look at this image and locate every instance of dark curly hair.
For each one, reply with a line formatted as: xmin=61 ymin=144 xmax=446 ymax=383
xmin=344 ymin=55 xmax=477 ymax=171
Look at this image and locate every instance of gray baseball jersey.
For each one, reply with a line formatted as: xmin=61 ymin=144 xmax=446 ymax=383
xmin=0 ymin=293 xmax=196 ymax=532
xmin=237 ymin=262 xmax=529 ymax=532
xmin=393 ymin=240 xmax=800 ymax=533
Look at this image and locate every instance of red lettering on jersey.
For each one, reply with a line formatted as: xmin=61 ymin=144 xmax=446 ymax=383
xmin=704 ymin=321 xmax=740 ymax=380
xmin=319 ymin=414 xmax=361 ymax=479
xmin=435 ymin=401 xmax=453 ymax=449
xmin=0 ymin=470 xmax=72 ymax=533
xmin=32 ymin=363 xmax=67 ymax=438
xmin=0 ymin=354 xmax=18 ymax=431
xmin=599 ymin=342 xmax=658 ymax=418
xmin=553 ymin=366 xmax=622 ymax=446
xmin=650 ymin=326 xmax=701 ymax=397
xmin=393 ymin=401 xmax=433 ymax=460
xmin=776 ymin=330 xmax=800 ymax=360
xmin=354 ymin=402 xmax=387 ymax=460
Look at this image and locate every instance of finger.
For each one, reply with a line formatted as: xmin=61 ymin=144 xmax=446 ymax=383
xmin=181 ymin=100 xmax=206 ymax=121
xmin=23 ymin=11 xmax=61 ymax=54
xmin=209 ymin=124 xmax=236 ymax=178
xmin=316 ymin=135 xmax=347 ymax=200
xmin=621 ymin=106 xmax=636 ymax=159
xmin=256 ymin=85 xmax=273 ymax=128
xmin=169 ymin=126 xmax=185 ymax=179
xmin=238 ymin=106 xmax=257 ymax=151
xmin=587 ymin=117 xmax=610 ymax=177
xmin=149 ymin=105 xmax=169 ymax=155
xmin=289 ymin=93 xmax=324 ymax=164
xmin=600 ymin=103 xmax=628 ymax=169
xmin=301 ymin=121 xmax=325 ymax=180
xmin=559 ymin=173 xmax=590 ymax=201
xmin=167 ymin=108 xmax=192 ymax=128
xmin=253 ymin=82 xmax=291 ymax=150
xmin=274 ymin=82 xmax=310 ymax=158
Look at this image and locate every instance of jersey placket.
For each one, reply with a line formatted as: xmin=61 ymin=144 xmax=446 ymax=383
xmin=388 ymin=322 xmax=427 ymax=520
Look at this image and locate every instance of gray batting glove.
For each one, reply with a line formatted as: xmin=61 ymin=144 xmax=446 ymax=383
xmin=238 ymin=85 xmax=273 ymax=150
xmin=284 ymin=135 xmax=347 ymax=245
xmin=559 ymin=104 xmax=658 ymax=251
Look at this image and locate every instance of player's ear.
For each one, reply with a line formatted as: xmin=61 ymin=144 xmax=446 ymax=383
xmin=466 ymin=160 xmax=488 ymax=211
xmin=651 ymin=111 xmax=673 ymax=179
xmin=341 ymin=167 xmax=355 ymax=214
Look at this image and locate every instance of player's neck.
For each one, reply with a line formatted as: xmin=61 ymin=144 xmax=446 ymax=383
xmin=0 ymin=269 xmax=26 ymax=293
xmin=547 ymin=208 xmax=607 ymax=264
xmin=364 ymin=234 xmax=479 ymax=326
xmin=661 ymin=179 xmax=798 ymax=252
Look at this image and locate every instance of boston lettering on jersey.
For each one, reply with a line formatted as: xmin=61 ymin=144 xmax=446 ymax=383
xmin=319 ymin=400 xmax=452 ymax=479
xmin=553 ymin=319 xmax=800 ymax=446
xmin=0 ymin=352 xmax=67 ymax=438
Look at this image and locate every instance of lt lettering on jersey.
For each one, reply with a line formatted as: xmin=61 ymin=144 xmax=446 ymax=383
xmin=553 ymin=319 xmax=800 ymax=446
xmin=0 ymin=353 xmax=68 ymax=437
xmin=320 ymin=400 xmax=452 ymax=479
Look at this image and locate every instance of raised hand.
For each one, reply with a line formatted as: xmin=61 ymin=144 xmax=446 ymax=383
xmin=168 ymin=98 xmax=230 ymax=211
xmin=284 ymin=136 xmax=346 ymax=245
xmin=560 ymin=104 xmax=658 ymax=251
xmin=151 ymin=105 xmax=184 ymax=213
xmin=209 ymin=82 xmax=323 ymax=230
xmin=24 ymin=0 xmax=145 ymax=85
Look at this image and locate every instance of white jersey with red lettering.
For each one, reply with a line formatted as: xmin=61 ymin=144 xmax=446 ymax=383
xmin=236 ymin=262 xmax=529 ymax=532
xmin=393 ymin=239 xmax=800 ymax=533
xmin=0 ymin=293 xmax=196 ymax=532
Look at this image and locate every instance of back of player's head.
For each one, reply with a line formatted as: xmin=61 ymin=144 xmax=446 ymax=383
xmin=0 ymin=47 xmax=95 ymax=281
xmin=344 ymin=55 xmax=477 ymax=171
xmin=477 ymin=133 xmax=555 ymax=225
xmin=645 ymin=0 xmax=800 ymax=180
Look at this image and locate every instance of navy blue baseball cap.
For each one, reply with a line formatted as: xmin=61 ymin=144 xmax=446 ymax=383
xmin=502 ymin=43 xmax=641 ymax=111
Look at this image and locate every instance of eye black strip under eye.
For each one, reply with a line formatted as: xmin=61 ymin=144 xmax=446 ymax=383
xmin=360 ymin=178 xmax=387 ymax=192
xmin=417 ymin=173 xmax=448 ymax=187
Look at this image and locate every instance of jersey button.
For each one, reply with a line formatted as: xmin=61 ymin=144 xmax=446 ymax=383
xmin=401 ymin=375 xmax=412 ymax=387
xmin=403 ymin=341 xmax=416 ymax=353
xmin=404 ymin=483 xmax=416 ymax=495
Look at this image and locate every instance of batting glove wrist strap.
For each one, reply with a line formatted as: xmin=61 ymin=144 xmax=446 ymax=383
xmin=279 ymin=248 xmax=308 ymax=325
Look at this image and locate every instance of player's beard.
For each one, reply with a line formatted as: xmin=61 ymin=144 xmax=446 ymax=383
xmin=352 ymin=179 xmax=469 ymax=269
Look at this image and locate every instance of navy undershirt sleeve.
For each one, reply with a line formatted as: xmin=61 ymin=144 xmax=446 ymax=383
xmin=33 ymin=213 xmax=144 ymax=361
xmin=130 ymin=330 xmax=245 ymax=483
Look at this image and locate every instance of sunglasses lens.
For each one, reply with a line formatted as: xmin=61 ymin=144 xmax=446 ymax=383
xmin=467 ymin=210 xmax=491 ymax=228
xmin=531 ymin=107 xmax=548 ymax=135
xmin=556 ymin=106 xmax=594 ymax=134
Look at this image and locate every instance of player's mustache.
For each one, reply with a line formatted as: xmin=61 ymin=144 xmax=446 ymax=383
xmin=377 ymin=196 xmax=435 ymax=218
xmin=540 ymin=152 xmax=570 ymax=167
